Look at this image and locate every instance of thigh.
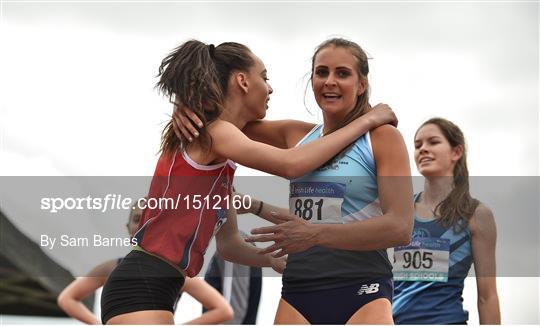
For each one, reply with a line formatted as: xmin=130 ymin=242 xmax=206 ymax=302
xmin=346 ymin=298 xmax=393 ymax=325
xmin=274 ymin=298 xmax=310 ymax=325
xmin=106 ymin=310 xmax=175 ymax=325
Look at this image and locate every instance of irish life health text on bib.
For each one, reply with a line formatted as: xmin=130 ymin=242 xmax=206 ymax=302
xmin=393 ymin=237 xmax=450 ymax=282
xmin=289 ymin=182 xmax=345 ymax=224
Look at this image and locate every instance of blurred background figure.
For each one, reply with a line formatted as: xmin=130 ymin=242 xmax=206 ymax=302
xmin=203 ymin=230 xmax=262 ymax=324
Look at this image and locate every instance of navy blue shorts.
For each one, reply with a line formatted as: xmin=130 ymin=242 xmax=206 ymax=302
xmin=281 ymin=278 xmax=393 ymax=324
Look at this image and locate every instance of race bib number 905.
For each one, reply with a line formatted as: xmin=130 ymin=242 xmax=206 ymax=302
xmin=393 ymin=237 xmax=450 ymax=282
xmin=289 ymin=182 xmax=345 ymax=224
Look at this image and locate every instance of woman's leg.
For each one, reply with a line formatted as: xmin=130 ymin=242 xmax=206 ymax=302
xmin=106 ymin=310 xmax=175 ymax=325
xmin=274 ymin=298 xmax=310 ymax=325
xmin=346 ymin=298 xmax=393 ymax=325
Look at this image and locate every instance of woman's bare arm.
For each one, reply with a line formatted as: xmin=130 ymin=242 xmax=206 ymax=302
xmin=209 ymin=110 xmax=394 ymax=179
xmin=172 ymin=103 xmax=396 ymax=150
xmin=470 ymin=204 xmax=501 ymax=324
xmin=181 ymin=277 xmax=234 ymax=325
xmin=57 ymin=260 xmax=117 ymax=324
xmin=172 ymin=103 xmax=315 ymax=148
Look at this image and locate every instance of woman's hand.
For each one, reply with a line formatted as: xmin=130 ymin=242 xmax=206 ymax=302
xmin=365 ymin=103 xmax=398 ymax=128
xmin=246 ymin=212 xmax=319 ymax=257
xmin=171 ymin=101 xmax=203 ymax=142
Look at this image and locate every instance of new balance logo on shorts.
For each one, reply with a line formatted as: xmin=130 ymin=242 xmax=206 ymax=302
xmin=357 ymin=283 xmax=379 ymax=295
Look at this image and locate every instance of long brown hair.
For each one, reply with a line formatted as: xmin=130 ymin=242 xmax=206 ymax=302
xmin=156 ymin=40 xmax=255 ymax=156
xmin=418 ymin=118 xmax=480 ymax=232
xmin=310 ymin=38 xmax=372 ymax=136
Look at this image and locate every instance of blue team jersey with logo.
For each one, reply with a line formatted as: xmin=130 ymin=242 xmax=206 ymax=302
xmin=392 ymin=193 xmax=473 ymax=324
xmin=282 ymin=124 xmax=392 ymax=293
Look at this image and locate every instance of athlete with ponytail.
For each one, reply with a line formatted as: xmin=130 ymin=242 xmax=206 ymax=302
xmin=99 ymin=40 xmax=396 ymax=324
xmin=392 ymin=118 xmax=501 ymax=324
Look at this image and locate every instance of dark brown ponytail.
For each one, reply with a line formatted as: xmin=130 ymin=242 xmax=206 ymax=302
xmin=155 ymin=40 xmax=255 ymax=156
xmin=156 ymin=40 xmax=224 ymax=156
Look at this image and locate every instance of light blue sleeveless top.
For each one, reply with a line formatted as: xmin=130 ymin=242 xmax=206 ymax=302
xmin=282 ymin=125 xmax=392 ymax=293
xmin=392 ymin=193 xmax=473 ymax=324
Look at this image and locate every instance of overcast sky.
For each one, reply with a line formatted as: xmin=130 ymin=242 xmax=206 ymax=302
xmin=1 ymin=1 xmax=538 ymax=324
xmin=1 ymin=1 xmax=537 ymax=177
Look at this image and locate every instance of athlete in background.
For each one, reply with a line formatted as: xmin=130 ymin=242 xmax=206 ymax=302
xmin=203 ymin=230 xmax=262 ymax=324
xmin=392 ymin=118 xmax=500 ymax=324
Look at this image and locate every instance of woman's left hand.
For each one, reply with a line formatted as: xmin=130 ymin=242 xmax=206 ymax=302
xmin=246 ymin=212 xmax=319 ymax=257
xmin=172 ymin=100 xmax=203 ymax=142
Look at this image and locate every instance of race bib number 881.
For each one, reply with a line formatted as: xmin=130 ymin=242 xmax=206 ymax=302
xmin=289 ymin=182 xmax=345 ymax=224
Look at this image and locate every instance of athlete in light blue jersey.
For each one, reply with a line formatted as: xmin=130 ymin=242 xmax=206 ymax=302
xmin=392 ymin=118 xmax=500 ymax=324
xmin=278 ymin=126 xmax=396 ymax=324
xmin=393 ymin=193 xmax=474 ymax=324
xmin=284 ymin=126 xmax=387 ymax=288
xmin=241 ymin=38 xmax=413 ymax=324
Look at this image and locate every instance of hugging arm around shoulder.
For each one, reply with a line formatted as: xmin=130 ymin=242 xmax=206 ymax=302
xmin=209 ymin=118 xmax=377 ymax=179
